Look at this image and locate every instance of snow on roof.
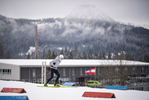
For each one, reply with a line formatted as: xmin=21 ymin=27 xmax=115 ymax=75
xmin=0 ymin=59 xmax=149 ymax=67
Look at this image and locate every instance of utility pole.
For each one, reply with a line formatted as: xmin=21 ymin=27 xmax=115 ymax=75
xmin=41 ymin=62 xmax=44 ymax=84
xmin=44 ymin=62 xmax=47 ymax=84
xmin=35 ymin=25 xmax=38 ymax=59
xmin=41 ymin=61 xmax=47 ymax=84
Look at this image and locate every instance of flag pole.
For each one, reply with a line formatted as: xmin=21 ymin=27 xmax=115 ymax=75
xmin=95 ymin=66 xmax=97 ymax=88
xmin=95 ymin=66 xmax=96 ymax=81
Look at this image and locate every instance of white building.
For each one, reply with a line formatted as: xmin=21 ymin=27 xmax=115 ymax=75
xmin=0 ymin=59 xmax=149 ymax=88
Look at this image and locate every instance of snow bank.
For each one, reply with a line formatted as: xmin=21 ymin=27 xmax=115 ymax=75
xmin=0 ymin=80 xmax=149 ymax=100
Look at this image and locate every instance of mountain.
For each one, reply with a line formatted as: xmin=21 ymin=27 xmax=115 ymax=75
xmin=0 ymin=5 xmax=149 ymax=60
xmin=66 ymin=5 xmax=114 ymax=22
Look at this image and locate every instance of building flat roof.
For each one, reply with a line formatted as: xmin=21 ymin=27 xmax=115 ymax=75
xmin=0 ymin=59 xmax=149 ymax=67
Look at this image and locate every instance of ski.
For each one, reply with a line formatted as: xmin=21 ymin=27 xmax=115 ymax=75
xmin=37 ymin=85 xmax=71 ymax=88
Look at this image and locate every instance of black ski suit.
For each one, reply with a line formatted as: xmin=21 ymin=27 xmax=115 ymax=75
xmin=46 ymin=56 xmax=62 ymax=85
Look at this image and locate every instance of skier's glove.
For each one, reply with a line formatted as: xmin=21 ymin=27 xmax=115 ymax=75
xmin=50 ymin=64 xmax=53 ymax=68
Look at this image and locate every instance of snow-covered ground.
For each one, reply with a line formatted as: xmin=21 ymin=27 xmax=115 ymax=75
xmin=0 ymin=80 xmax=149 ymax=100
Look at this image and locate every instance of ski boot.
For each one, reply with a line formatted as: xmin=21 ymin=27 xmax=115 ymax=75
xmin=44 ymin=83 xmax=48 ymax=86
xmin=54 ymin=82 xmax=60 ymax=87
xmin=54 ymin=84 xmax=60 ymax=87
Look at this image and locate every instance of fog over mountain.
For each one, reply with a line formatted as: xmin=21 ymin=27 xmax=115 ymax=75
xmin=0 ymin=5 xmax=149 ymax=60
xmin=67 ymin=5 xmax=115 ymax=22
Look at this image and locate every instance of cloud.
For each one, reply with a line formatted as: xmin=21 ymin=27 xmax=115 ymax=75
xmin=94 ymin=27 xmax=105 ymax=35
xmin=62 ymin=28 xmax=77 ymax=37
xmin=26 ymin=46 xmax=35 ymax=55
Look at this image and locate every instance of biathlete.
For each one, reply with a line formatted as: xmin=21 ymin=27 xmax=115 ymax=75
xmin=44 ymin=54 xmax=64 ymax=86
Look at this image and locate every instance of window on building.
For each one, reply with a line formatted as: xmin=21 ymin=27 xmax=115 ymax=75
xmin=80 ymin=68 xmax=83 ymax=76
xmin=33 ymin=69 xmax=36 ymax=77
xmin=142 ymin=67 xmax=145 ymax=72
xmin=132 ymin=67 xmax=136 ymax=72
xmin=0 ymin=69 xmax=2 ymax=74
xmin=37 ymin=79 xmax=41 ymax=83
xmin=3 ymin=69 xmax=7 ymax=74
xmin=72 ymin=77 xmax=75 ymax=82
xmin=60 ymin=78 xmax=69 ymax=82
xmin=97 ymin=68 xmax=100 ymax=76
xmin=125 ymin=67 xmax=127 ymax=71
xmin=33 ymin=79 xmax=36 ymax=83
xmin=72 ymin=68 xmax=75 ymax=76
xmin=8 ymin=69 xmax=11 ymax=74
xmin=63 ymin=68 xmax=66 ymax=76
xmin=1 ymin=69 xmax=11 ymax=75
xmin=85 ymin=68 xmax=87 ymax=75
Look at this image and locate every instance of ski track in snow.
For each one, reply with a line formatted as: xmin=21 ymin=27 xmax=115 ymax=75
xmin=0 ymin=80 xmax=149 ymax=100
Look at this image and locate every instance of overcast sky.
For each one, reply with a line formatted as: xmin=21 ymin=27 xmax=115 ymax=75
xmin=0 ymin=0 xmax=149 ymax=27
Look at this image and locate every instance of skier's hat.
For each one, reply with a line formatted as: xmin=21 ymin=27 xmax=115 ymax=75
xmin=59 ymin=54 xmax=64 ymax=59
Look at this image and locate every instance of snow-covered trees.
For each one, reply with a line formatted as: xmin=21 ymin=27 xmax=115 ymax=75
xmin=0 ymin=15 xmax=149 ymax=60
xmin=0 ymin=43 xmax=10 ymax=59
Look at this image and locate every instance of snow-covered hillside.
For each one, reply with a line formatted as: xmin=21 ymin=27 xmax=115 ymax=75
xmin=0 ymin=6 xmax=149 ymax=60
xmin=66 ymin=5 xmax=114 ymax=22
xmin=0 ymin=80 xmax=149 ymax=100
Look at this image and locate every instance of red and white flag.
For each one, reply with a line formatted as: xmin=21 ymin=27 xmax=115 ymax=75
xmin=85 ymin=67 xmax=96 ymax=75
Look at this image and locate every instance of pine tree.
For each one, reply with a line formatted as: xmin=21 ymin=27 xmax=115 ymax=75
xmin=108 ymin=52 xmax=111 ymax=59
xmin=52 ymin=51 xmax=56 ymax=59
xmin=64 ymin=47 xmax=68 ymax=58
xmin=83 ymin=51 xmax=87 ymax=59
xmin=5 ymin=51 xmax=11 ymax=59
xmin=47 ymin=49 xmax=52 ymax=59
xmin=88 ymin=49 xmax=93 ymax=59
xmin=94 ymin=52 xmax=98 ymax=59
xmin=64 ymin=46 xmax=68 ymax=54
xmin=74 ymin=45 xmax=78 ymax=59
xmin=144 ymin=54 xmax=149 ymax=62
xmin=100 ymin=51 xmax=105 ymax=59
xmin=69 ymin=51 xmax=73 ymax=59
xmin=42 ymin=49 xmax=46 ymax=59
xmin=0 ymin=43 xmax=5 ymax=59
xmin=125 ymin=52 xmax=134 ymax=60
xmin=78 ymin=52 xmax=82 ymax=59
xmin=27 ymin=53 xmax=31 ymax=59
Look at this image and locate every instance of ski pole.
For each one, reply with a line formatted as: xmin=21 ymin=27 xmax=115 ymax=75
xmin=37 ymin=70 xmax=48 ymax=77
xmin=46 ymin=71 xmax=51 ymax=75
